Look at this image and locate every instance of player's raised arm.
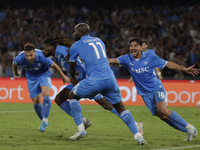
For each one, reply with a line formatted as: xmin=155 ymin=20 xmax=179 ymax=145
xmin=107 ymin=58 xmax=120 ymax=65
xmin=166 ymin=61 xmax=200 ymax=76
xmin=50 ymin=61 xmax=70 ymax=84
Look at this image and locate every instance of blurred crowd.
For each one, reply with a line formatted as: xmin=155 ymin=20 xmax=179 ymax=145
xmin=0 ymin=1 xmax=200 ymax=79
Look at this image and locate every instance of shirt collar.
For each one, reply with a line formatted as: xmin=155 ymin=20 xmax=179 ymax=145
xmin=81 ymin=35 xmax=90 ymax=39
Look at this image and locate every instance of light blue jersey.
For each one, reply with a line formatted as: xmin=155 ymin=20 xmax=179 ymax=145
xmin=14 ymin=49 xmax=53 ymax=81
xmin=147 ymin=49 xmax=155 ymax=54
xmin=54 ymin=45 xmax=86 ymax=80
xmin=70 ymin=35 xmax=114 ymax=80
xmin=117 ymin=51 xmax=167 ymax=95
xmin=14 ymin=49 xmax=53 ymax=98
xmin=69 ymin=35 xmax=121 ymax=104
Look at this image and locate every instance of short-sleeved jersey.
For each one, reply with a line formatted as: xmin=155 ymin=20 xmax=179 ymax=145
xmin=117 ymin=51 xmax=167 ymax=95
xmin=70 ymin=35 xmax=114 ymax=80
xmin=54 ymin=45 xmax=86 ymax=80
xmin=14 ymin=49 xmax=53 ymax=80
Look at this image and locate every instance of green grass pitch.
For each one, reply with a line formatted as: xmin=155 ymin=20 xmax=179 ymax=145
xmin=0 ymin=103 xmax=199 ymax=150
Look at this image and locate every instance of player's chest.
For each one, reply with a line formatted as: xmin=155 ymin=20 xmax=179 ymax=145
xmin=128 ymin=59 xmax=151 ymax=74
xmin=23 ymin=62 xmax=43 ymax=71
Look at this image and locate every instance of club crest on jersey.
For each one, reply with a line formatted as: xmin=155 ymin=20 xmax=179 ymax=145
xmin=37 ymin=63 xmax=41 ymax=66
xmin=130 ymin=63 xmax=134 ymax=66
xmin=144 ymin=61 xmax=148 ymax=65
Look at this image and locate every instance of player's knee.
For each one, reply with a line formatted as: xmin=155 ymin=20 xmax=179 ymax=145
xmin=157 ymin=107 xmax=168 ymax=115
xmin=54 ymin=95 xmax=61 ymax=105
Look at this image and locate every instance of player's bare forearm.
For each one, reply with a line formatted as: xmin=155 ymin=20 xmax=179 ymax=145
xmin=69 ymin=62 xmax=76 ymax=79
xmin=166 ymin=61 xmax=187 ymax=71
xmin=69 ymin=62 xmax=78 ymax=86
xmin=51 ymin=62 xmax=70 ymax=83
xmin=107 ymin=58 xmax=120 ymax=65
xmin=166 ymin=61 xmax=199 ymax=76
xmin=12 ymin=62 xmax=19 ymax=76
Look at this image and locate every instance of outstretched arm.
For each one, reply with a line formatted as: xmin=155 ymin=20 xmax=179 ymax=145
xmin=107 ymin=58 xmax=120 ymax=65
xmin=51 ymin=61 xmax=70 ymax=84
xmin=166 ymin=61 xmax=199 ymax=76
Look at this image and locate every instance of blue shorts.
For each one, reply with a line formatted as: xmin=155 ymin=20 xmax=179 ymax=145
xmin=65 ymin=83 xmax=103 ymax=100
xmin=27 ymin=75 xmax=52 ymax=99
xmin=142 ymin=85 xmax=167 ymax=116
xmin=72 ymin=77 xmax=121 ymax=104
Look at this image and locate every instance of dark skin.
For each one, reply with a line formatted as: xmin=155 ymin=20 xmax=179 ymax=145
xmin=69 ymin=23 xmax=126 ymax=114
xmin=42 ymin=41 xmax=115 ymax=111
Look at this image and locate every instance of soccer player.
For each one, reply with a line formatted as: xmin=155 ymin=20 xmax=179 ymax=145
xmin=129 ymin=40 xmax=162 ymax=83
xmin=68 ymin=23 xmax=147 ymax=145
xmin=108 ymin=37 xmax=199 ymax=141
xmin=12 ymin=43 xmax=70 ymax=132
xmin=42 ymin=36 xmax=144 ymax=135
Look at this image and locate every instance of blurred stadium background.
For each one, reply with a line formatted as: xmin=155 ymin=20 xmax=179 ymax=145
xmin=0 ymin=0 xmax=200 ymax=80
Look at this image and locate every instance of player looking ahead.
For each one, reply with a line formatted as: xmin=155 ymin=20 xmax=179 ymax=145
xmin=68 ymin=23 xmax=147 ymax=145
xmin=108 ymin=37 xmax=199 ymax=141
xmin=12 ymin=43 xmax=70 ymax=132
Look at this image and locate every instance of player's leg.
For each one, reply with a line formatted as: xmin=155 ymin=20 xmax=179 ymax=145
xmin=68 ymin=90 xmax=87 ymax=141
xmin=27 ymin=79 xmax=43 ymax=121
xmin=103 ymin=78 xmax=146 ymax=145
xmin=95 ymin=96 xmax=143 ymax=135
xmin=154 ymin=86 xmax=198 ymax=138
xmin=94 ymin=96 xmax=120 ymax=117
xmin=32 ymin=95 xmax=43 ymax=120
xmin=55 ymin=85 xmax=92 ymax=129
xmin=39 ymin=85 xmax=51 ymax=132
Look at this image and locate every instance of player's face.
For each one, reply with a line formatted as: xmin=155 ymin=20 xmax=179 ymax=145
xmin=130 ymin=41 xmax=142 ymax=59
xmin=142 ymin=43 xmax=148 ymax=52
xmin=73 ymin=28 xmax=81 ymax=41
xmin=42 ymin=44 xmax=54 ymax=57
xmin=24 ymin=50 xmax=36 ymax=63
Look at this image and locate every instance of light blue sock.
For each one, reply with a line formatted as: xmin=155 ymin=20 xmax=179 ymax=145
xmin=169 ymin=110 xmax=188 ymax=128
xmin=111 ymin=107 xmax=120 ymax=117
xmin=60 ymin=101 xmax=85 ymax=118
xmin=167 ymin=120 xmax=187 ymax=132
xmin=33 ymin=102 xmax=43 ymax=120
xmin=69 ymin=99 xmax=83 ymax=126
xmin=60 ymin=101 xmax=72 ymax=117
xmin=43 ymin=95 xmax=51 ymax=118
xmin=120 ymin=110 xmax=139 ymax=135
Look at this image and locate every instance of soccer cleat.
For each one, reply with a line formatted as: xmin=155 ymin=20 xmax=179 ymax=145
xmin=39 ymin=121 xmax=48 ymax=132
xmin=137 ymin=122 xmax=144 ymax=136
xmin=70 ymin=130 xmax=88 ymax=141
xmin=183 ymin=132 xmax=193 ymax=141
xmin=186 ymin=124 xmax=198 ymax=137
xmin=137 ymin=137 xmax=147 ymax=145
xmin=83 ymin=118 xmax=92 ymax=130
xmin=134 ymin=133 xmax=147 ymax=145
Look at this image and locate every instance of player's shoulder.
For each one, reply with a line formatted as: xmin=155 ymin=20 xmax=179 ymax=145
xmin=17 ymin=51 xmax=25 ymax=57
xmin=147 ymin=49 xmax=156 ymax=54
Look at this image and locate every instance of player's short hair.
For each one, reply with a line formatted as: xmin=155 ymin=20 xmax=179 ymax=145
xmin=24 ymin=43 xmax=35 ymax=51
xmin=129 ymin=37 xmax=142 ymax=46
xmin=142 ymin=40 xmax=148 ymax=45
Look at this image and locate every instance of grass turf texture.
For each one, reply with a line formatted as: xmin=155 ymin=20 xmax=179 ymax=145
xmin=0 ymin=103 xmax=199 ymax=150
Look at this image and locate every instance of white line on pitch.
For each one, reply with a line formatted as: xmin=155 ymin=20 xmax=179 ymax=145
xmin=147 ymin=145 xmax=200 ymax=150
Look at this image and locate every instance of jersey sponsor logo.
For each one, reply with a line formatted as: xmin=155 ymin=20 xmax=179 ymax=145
xmin=131 ymin=67 xmax=149 ymax=73
xmin=144 ymin=61 xmax=148 ymax=65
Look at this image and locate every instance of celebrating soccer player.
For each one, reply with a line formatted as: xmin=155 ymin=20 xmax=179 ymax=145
xmin=108 ymin=37 xmax=199 ymax=141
